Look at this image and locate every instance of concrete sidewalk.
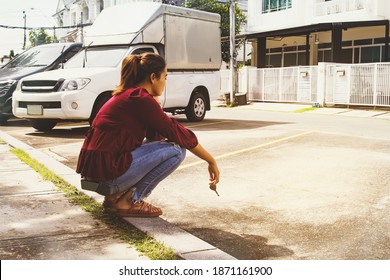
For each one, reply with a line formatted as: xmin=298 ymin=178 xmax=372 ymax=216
xmin=0 ymin=131 xmax=236 ymax=260
xmin=212 ymin=100 xmax=390 ymax=119
xmin=0 ymin=141 xmax=149 ymax=260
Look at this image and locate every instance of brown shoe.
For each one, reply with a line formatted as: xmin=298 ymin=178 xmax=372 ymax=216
xmin=116 ymin=200 xmax=163 ymax=218
xmin=102 ymin=190 xmax=132 ymax=212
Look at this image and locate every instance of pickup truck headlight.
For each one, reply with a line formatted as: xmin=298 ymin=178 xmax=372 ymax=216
xmin=60 ymin=78 xmax=90 ymax=91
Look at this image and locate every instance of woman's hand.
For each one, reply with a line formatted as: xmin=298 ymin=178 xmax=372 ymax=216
xmin=190 ymin=144 xmax=220 ymax=187
xmin=208 ymin=161 xmax=220 ymax=186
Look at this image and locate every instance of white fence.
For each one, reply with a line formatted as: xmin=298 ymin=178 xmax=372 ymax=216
xmin=325 ymin=63 xmax=390 ymax=106
xmin=221 ymin=62 xmax=390 ymax=107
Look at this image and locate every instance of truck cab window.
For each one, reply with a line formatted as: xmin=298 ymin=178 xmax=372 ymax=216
xmin=132 ymin=48 xmax=155 ymax=55
xmin=64 ymin=46 xmax=128 ymax=68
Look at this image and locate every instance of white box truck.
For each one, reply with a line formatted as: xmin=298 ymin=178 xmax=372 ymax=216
xmin=13 ymin=2 xmax=221 ymax=131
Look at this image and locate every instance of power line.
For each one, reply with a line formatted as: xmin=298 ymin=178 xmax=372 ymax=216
xmin=0 ymin=23 xmax=92 ymax=30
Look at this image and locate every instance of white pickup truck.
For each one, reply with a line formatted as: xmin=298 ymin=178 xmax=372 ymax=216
xmin=13 ymin=2 xmax=222 ymax=131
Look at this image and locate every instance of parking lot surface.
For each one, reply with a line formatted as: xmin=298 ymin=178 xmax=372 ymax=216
xmin=1 ymin=104 xmax=390 ymax=259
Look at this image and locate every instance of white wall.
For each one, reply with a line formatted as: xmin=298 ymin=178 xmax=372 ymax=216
xmin=248 ymin=0 xmax=308 ymax=32
xmin=247 ymin=0 xmax=389 ymax=34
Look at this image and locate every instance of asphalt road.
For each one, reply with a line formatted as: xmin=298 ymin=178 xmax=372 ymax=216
xmin=1 ymin=105 xmax=389 ymax=260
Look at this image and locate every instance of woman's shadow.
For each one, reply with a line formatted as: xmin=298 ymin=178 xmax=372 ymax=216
xmin=188 ymin=227 xmax=295 ymax=260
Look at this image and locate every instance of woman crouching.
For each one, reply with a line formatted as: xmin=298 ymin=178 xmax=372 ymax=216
xmin=76 ymin=52 xmax=220 ymax=217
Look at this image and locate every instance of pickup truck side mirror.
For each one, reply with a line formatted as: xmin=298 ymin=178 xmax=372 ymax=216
xmin=57 ymin=59 xmax=68 ymax=69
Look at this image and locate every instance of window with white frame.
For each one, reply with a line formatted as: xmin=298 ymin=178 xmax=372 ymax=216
xmin=71 ymin=12 xmax=77 ymax=25
xmin=262 ymin=0 xmax=292 ymax=13
xmin=82 ymin=6 xmax=89 ymax=23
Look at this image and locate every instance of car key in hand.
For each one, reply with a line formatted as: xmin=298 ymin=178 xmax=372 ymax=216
xmin=209 ymin=184 xmax=219 ymax=196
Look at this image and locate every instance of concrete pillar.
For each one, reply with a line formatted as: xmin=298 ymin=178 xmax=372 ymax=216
xmin=305 ymin=33 xmax=310 ymax=65
xmin=384 ymin=20 xmax=389 ymax=62
xmin=316 ymin=62 xmax=326 ymax=106
xmin=331 ymin=23 xmax=342 ymax=63
xmin=256 ymin=37 xmax=266 ymax=68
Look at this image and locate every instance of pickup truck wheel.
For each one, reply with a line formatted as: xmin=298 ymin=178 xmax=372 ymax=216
xmin=0 ymin=115 xmax=11 ymax=125
xmin=0 ymin=102 xmax=13 ymax=125
xmin=89 ymin=95 xmax=111 ymax=125
xmin=185 ymin=93 xmax=206 ymax=122
xmin=29 ymin=119 xmax=57 ymax=131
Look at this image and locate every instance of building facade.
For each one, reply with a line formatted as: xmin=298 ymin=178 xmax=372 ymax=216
xmin=53 ymin=0 xmax=161 ymax=42
xmin=246 ymin=0 xmax=390 ymax=68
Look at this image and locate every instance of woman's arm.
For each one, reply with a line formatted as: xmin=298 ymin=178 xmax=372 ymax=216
xmin=190 ymin=144 xmax=220 ymax=186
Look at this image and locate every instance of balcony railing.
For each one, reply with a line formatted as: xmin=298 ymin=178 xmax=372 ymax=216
xmin=314 ymin=0 xmax=366 ymax=17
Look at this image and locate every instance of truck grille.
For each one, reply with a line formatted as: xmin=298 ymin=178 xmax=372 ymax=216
xmin=18 ymin=101 xmax=61 ymax=109
xmin=21 ymin=79 xmax=64 ymax=93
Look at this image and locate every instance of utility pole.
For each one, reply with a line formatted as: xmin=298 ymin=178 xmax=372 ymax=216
xmin=23 ymin=11 xmax=27 ymax=50
xmin=229 ymin=0 xmax=236 ymax=105
xmin=80 ymin=12 xmax=84 ymax=45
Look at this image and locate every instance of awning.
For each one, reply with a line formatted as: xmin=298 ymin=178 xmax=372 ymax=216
xmin=245 ymin=20 xmax=390 ymax=67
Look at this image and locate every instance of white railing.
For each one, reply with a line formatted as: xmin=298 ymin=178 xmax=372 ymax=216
xmin=221 ymin=62 xmax=390 ymax=107
xmin=325 ymin=63 xmax=390 ymax=106
xmin=221 ymin=66 xmax=320 ymax=104
xmin=314 ymin=0 xmax=366 ymax=17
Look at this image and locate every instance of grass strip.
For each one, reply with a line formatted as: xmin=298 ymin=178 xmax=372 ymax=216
xmin=10 ymin=147 xmax=181 ymax=260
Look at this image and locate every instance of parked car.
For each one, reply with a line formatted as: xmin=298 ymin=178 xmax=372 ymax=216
xmin=12 ymin=2 xmax=221 ymax=131
xmin=0 ymin=42 xmax=82 ymax=124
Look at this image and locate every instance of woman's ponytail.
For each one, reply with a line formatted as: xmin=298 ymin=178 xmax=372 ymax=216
xmin=112 ymin=53 xmax=166 ymax=96
xmin=112 ymin=53 xmax=166 ymax=95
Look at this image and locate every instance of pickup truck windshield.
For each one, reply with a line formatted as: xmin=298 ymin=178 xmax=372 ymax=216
xmin=64 ymin=46 xmax=128 ymax=68
xmin=4 ymin=45 xmax=68 ymax=68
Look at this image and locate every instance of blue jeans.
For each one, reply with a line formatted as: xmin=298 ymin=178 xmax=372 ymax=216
xmin=96 ymin=141 xmax=186 ymax=202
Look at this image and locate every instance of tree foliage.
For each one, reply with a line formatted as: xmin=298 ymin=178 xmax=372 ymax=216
xmin=183 ymin=0 xmax=247 ymax=63
xmin=28 ymin=28 xmax=55 ymax=48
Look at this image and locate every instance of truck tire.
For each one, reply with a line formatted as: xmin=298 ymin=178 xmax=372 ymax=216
xmin=89 ymin=94 xmax=112 ymax=125
xmin=0 ymin=115 xmax=11 ymax=125
xmin=0 ymin=101 xmax=13 ymax=125
xmin=185 ymin=93 xmax=206 ymax=122
xmin=29 ymin=119 xmax=57 ymax=131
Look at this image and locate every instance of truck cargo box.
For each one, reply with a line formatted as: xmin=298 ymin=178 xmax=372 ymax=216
xmin=84 ymin=2 xmax=221 ymax=70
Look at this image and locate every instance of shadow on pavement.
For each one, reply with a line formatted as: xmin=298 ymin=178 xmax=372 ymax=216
xmin=181 ymin=118 xmax=292 ymax=132
xmin=187 ymin=227 xmax=294 ymax=260
xmin=27 ymin=126 xmax=89 ymax=140
xmin=0 ymin=118 xmax=30 ymax=128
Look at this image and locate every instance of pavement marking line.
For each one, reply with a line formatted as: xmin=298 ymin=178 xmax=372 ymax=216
xmin=185 ymin=120 xmax=233 ymax=128
xmin=57 ymin=122 xmax=89 ymax=127
xmin=177 ymin=130 xmax=316 ymax=171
